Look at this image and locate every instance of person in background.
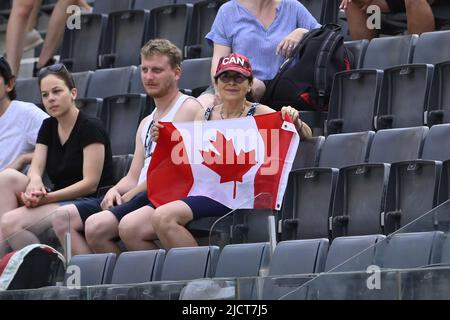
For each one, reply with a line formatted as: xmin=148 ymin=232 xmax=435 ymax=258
xmin=340 ymin=0 xmax=440 ymax=40
xmin=119 ymin=53 xmax=312 ymax=250
xmin=0 ymin=63 xmax=112 ymax=253
xmin=197 ymin=0 xmax=320 ymax=108
xmin=0 ymin=57 xmax=48 ymax=172
xmin=51 ymin=39 xmax=203 ymax=256
xmin=6 ymin=0 xmax=92 ymax=76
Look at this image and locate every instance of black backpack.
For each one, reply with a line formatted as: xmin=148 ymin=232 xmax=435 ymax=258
xmin=262 ymin=24 xmax=353 ymax=112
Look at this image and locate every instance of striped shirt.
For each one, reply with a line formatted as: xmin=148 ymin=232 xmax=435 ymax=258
xmin=206 ymin=0 xmax=320 ymax=81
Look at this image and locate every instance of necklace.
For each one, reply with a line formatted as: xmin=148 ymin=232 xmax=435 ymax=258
xmin=220 ymin=103 xmax=247 ymax=120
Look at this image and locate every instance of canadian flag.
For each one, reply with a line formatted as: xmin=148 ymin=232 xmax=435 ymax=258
xmin=147 ymin=112 xmax=299 ymax=210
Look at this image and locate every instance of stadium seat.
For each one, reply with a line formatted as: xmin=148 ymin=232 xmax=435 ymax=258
xmin=427 ymin=61 xmax=450 ymax=126
xmin=282 ymin=131 xmax=374 ymax=240
xmin=412 ymin=30 xmax=450 ymax=65
xmin=161 ymin=246 xmax=220 ymax=281
xmin=99 ymin=93 xmax=150 ymax=155
xmin=147 ymin=4 xmax=193 ymax=57
xmin=60 ymin=13 xmax=107 ymax=72
xmin=111 ymin=154 xmax=134 ymax=185
xmin=327 ymin=69 xmax=383 ymax=134
xmin=179 ymin=57 xmax=212 ymax=97
xmin=100 ymin=10 xmax=150 ymax=68
xmin=75 ymin=98 xmax=102 ymax=118
xmin=85 ymin=66 xmax=135 ymax=98
xmin=362 ymin=34 xmax=417 ymax=70
xmin=324 ymin=234 xmax=386 ymax=272
xmin=291 ymin=135 xmax=325 ymax=170
xmin=344 ymin=39 xmax=369 ymax=69
xmin=374 ymin=231 xmax=445 ymax=269
xmin=332 ymin=127 xmax=428 ymax=237
xmin=185 ymin=0 xmax=226 ymax=58
xmin=71 ymin=71 xmax=93 ymax=99
xmin=133 ymin=0 xmax=175 ymax=10
xmin=263 ymin=239 xmax=329 ymax=299
xmin=129 ymin=65 xmax=146 ymax=95
xmin=15 ymin=77 xmax=41 ymax=106
xmin=92 ymin=0 xmax=133 ymax=14
xmin=111 ymin=249 xmax=166 ymax=284
xmin=63 ymin=253 xmax=116 ymax=286
xmin=376 ymin=64 xmax=434 ymax=130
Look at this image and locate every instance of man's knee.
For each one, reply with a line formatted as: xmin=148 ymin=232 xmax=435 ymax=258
xmin=405 ymin=0 xmax=430 ymax=9
xmin=85 ymin=212 xmax=116 ymax=243
xmin=0 ymin=211 xmax=21 ymax=239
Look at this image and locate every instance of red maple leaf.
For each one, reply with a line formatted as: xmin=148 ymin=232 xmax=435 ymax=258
xmin=200 ymin=131 xmax=256 ymax=199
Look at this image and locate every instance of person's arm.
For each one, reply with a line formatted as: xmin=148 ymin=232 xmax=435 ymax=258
xmin=121 ymin=181 xmax=147 ymax=203
xmin=7 ymin=152 xmax=34 ymax=171
xmin=21 ymin=143 xmax=48 ymax=207
xmin=40 ymin=143 xmax=105 ymax=204
xmin=276 ymin=28 xmax=309 ymax=58
xmin=255 ymin=104 xmax=312 ymax=140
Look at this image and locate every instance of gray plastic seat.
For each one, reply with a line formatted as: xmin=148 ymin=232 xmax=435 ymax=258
xmin=15 ymin=77 xmax=41 ymax=106
xmin=111 ymin=154 xmax=134 ymax=185
xmin=64 ymin=253 xmax=116 ymax=286
xmin=374 ymin=231 xmax=444 ymax=269
xmin=86 ymin=66 xmax=135 ymax=98
xmin=60 ymin=13 xmax=106 ymax=72
xmin=100 ymin=10 xmax=150 ymax=68
xmin=133 ymin=0 xmax=175 ymax=10
xmin=263 ymin=239 xmax=329 ymax=299
xmin=99 ymin=94 xmax=151 ymax=155
xmin=185 ymin=0 xmax=227 ymax=58
xmin=215 ymin=242 xmax=270 ymax=278
xmin=291 ymin=136 xmax=325 ymax=170
xmin=282 ymin=132 xmax=374 ymax=240
xmin=332 ymin=127 xmax=428 ymax=237
xmin=427 ymin=61 xmax=450 ymax=126
xmin=327 ymin=69 xmax=383 ymax=134
xmin=161 ymin=246 xmax=220 ymax=281
xmin=93 ymin=0 xmax=132 ymax=14
xmin=344 ymin=39 xmax=368 ymax=69
xmin=412 ymin=30 xmax=450 ymax=64
xmin=147 ymin=4 xmax=193 ymax=56
xmin=75 ymin=98 xmax=102 ymax=118
xmin=376 ymin=64 xmax=434 ymax=129
xmin=129 ymin=65 xmax=146 ymax=95
xmin=179 ymin=57 xmax=212 ymax=96
xmin=362 ymin=34 xmax=417 ymax=70
xmin=71 ymin=71 xmax=93 ymax=99
xmin=325 ymin=234 xmax=386 ymax=272
xmin=111 ymin=249 xmax=166 ymax=284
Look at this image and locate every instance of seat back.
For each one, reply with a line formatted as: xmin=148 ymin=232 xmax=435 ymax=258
xmin=292 ymin=136 xmax=324 ymax=169
xmin=412 ymin=30 xmax=450 ymax=64
xmin=161 ymin=246 xmax=220 ymax=281
xmin=63 ymin=253 xmax=116 ymax=286
xmin=344 ymin=40 xmax=369 ymax=69
xmin=111 ymin=249 xmax=166 ymax=284
xmin=72 ymin=71 xmax=93 ymax=99
xmin=325 ymin=234 xmax=386 ymax=272
xmin=86 ymin=66 xmax=135 ymax=98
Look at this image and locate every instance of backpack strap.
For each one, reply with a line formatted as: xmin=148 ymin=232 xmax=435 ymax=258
xmin=314 ymin=24 xmax=343 ymax=110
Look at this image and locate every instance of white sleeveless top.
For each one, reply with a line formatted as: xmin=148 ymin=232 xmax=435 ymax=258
xmin=137 ymin=94 xmax=191 ymax=183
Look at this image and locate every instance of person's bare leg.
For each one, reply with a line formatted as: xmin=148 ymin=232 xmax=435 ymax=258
xmin=26 ymin=0 xmax=43 ymax=32
xmin=37 ymin=0 xmax=78 ymax=69
xmin=405 ymin=0 xmax=435 ymax=35
xmin=151 ymin=201 xmax=197 ymax=249
xmin=1 ymin=203 xmax=59 ymax=250
xmin=76 ymin=0 xmax=92 ymax=11
xmin=52 ymin=204 xmax=92 ymax=255
xmin=85 ymin=211 xmax=121 ymax=254
xmin=6 ymin=0 xmax=35 ymax=75
xmin=118 ymin=206 xmax=159 ymax=251
xmin=344 ymin=1 xmax=377 ymax=40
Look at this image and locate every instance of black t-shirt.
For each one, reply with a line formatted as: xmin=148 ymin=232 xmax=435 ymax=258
xmin=37 ymin=111 xmax=113 ymax=194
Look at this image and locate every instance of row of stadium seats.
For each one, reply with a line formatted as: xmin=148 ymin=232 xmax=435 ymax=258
xmin=4 ymin=230 xmax=448 ymax=299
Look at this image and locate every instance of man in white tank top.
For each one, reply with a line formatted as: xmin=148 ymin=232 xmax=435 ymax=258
xmin=52 ymin=39 xmax=203 ymax=255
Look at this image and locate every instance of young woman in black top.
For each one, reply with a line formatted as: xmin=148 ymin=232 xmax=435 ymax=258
xmin=0 ymin=64 xmax=113 ymax=252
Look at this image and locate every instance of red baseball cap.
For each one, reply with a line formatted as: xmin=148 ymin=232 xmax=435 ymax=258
xmin=214 ymin=53 xmax=253 ymax=79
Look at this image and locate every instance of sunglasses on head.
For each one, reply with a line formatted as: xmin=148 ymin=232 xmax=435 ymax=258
xmin=218 ymin=72 xmax=248 ymax=84
xmin=37 ymin=63 xmax=69 ymax=78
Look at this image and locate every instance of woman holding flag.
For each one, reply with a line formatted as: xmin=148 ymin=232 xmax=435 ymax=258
xmin=119 ymin=53 xmax=312 ymax=250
